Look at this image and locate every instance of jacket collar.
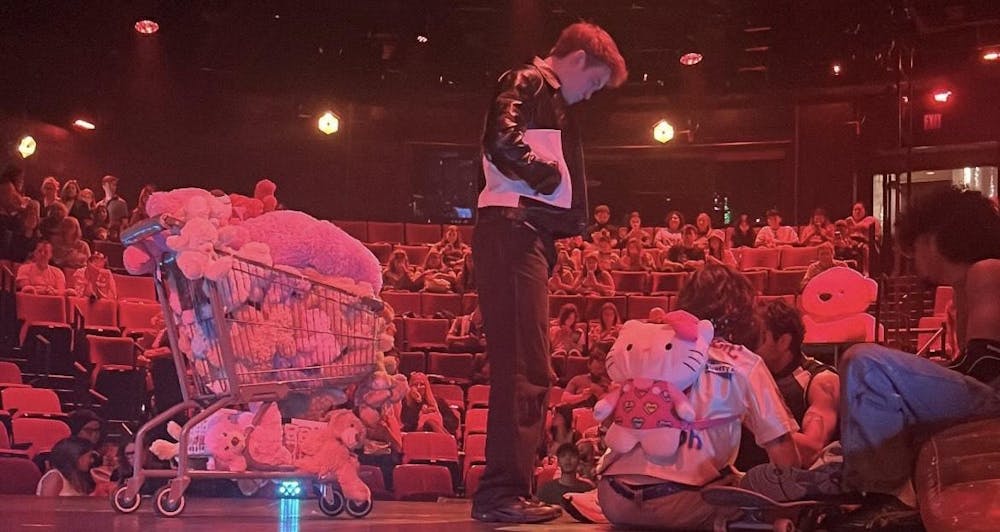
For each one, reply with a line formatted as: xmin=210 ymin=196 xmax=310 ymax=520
xmin=532 ymin=57 xmax=561 ymax=90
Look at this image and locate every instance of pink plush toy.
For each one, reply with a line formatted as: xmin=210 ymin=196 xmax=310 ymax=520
xmin=254 ymin=179 xmax=278 ymax=213
xmin=295 ymin=409 xmax=371 ymax=503
xmin=235 ymin=210 xmax=382 ymax=294
xmin=801 ymin=266 xmax=881 ymax=343
xmin=354 ymin=371 xmax=408 ymax=428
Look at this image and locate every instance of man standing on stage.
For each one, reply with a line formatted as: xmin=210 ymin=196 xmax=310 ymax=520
xmin=472 ymin=22 xmax=626 ymax=524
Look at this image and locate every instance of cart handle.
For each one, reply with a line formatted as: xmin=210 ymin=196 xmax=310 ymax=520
xmin=121 ymin=214 xmax=184 ymax=246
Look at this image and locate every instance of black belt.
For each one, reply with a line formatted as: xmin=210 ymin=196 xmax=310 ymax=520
xmin=478 ymin=206 xmax=529 ymax=223
xmin=607 ymin=478 xmax=699 ymax=504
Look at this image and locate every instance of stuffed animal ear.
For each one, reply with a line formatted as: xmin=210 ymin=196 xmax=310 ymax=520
xmin=696 ymin=319 xmax=715 ymax=345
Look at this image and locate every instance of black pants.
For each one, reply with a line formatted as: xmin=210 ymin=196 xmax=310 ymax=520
xmin=472 ymin=214 xmax=554 ymax=509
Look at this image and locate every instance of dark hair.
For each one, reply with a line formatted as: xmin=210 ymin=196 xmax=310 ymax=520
xmin=676 ymin=264 xmax=760 ymax=349
xmin=555 ymin=442 xmax=580 ymax=459
xmin=598 ymin=302 xmax=621 ymax=329
xmin=758 ymin=300 xmax=805 ymax=357
xmin=67 ymin=408 xmax=104 ymax=440
xmin=48 ymin=436 xmax=97 ymax=495
xmin=766 ymin=209 xmax=781 ymax=218
xmin=549 ymin=22 xmax=628 ymax=88
xmin=558 ymin=303 xmax=580 ymax=326
xmin=665 ymin=210 xmax=685 ymax=228
xmin=895 ymin=187 xmax=1000 ymax=264
xmin=811 ymin=208 xmax=828 ymax=221
xmin=681 ymin=224 xmax=697 ymax=236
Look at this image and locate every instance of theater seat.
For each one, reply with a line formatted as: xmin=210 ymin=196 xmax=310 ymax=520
xmin=466 ymin=384 xmax=490 ymax=409
xmin=11 ymin=417 xmax=70 ymax=458
xmin=402 ymin=432 xmax=459 ymax=465
xmin=464 ymin=464 xmax=485 ymax=498
xmin=403 ymin=319 xmax=450 ymax=351
xmin=392 ymin=464 xmax=454 ymax=501
xmin=626 ymin=295 xmax=669 ymax=320
xmin=114 ymin=274 xmax=156 ymax=302
xmin=0 ymin=457 xmax=41 ymax=494
xmin=427 ymin=352 xmax=473 ymax=383
xmin=916 ymin=417 xmax=1000 ymax=531
xmin=380 ymin=292 xmax=422 ymax=317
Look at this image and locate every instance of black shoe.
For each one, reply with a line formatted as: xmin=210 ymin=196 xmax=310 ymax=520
xmin=826 ymin=494 xmax=923 ymax=531
xmin=472 ymin=497 xmax=563 ymax=524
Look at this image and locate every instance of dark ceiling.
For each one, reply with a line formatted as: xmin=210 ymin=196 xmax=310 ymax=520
xmin=3 ymin=0 xmax=1000 ymax=123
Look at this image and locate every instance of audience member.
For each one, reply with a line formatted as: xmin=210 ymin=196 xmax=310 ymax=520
xmin=446 ymin=304 xmax=485 ymax=353
xmin=572 ymin=252 xmax=615 ymax=296
xmin=548 ymin=249 xmax=577 ymax=294
xmin=621 ymin=211 xmax=652 ymax=248
xmin=16 ymin=241 xmax=69 ymax=295
xmin=10 ymin=201 xmax=41 ymax=262
xmin=52 ymin=216 xmax=92 ymax=269
xmin=653 ymin=211 xmax=684 ymax=250
xmin=67 ymin=408 xmax=105 ymax=445
xmin=591 ymin=234 xmax=617 ymax=272
xmin=73 ymin=252 xmax=118 ymax=300
xmin=587 ymin=302 xmax=622 ymax=356
xmin=78 ymin=188 xmax=96 ymax=212
xmin=419 ymin=250 xmax=457 ymax=294
xmin=613 ymin=237 xmax=655 ymax=272
xmin=799 ymin=208 xmax=835 ymax=246
xmin=661 ymin=224 xmax=705 ymax=271
xmin=433 ymin=225 xmax=471 ymax=270
xmin=36 ymin=436 xmax=99 ymax=496
xmin=730 ymin=213 xmax=756 ymax=248
xmin=550 ymin=304 xmax=585 ymax=357
xmin=592 ymin=265 xmax=798 ymax=529
xmin=737 ymin=300 xmax=839 ymax=471
xmin=755 ymin=209 xmax=798 ymax=248
xmin=693 ymin=212 xmax=713 ymax=250
xmin=552 ymin=354 xmax=610 ymax=446
xmin=127 ymin=184 xmax=155 ymax=228
xmin=705 ymin=229 xmax=738 ymax=269
xmin=97 ymin=175 xmax=129 ymax=230
xmin=40 ymin=176 xmax=60 ymax=209
xmin=537 ymin=443 xmax=596 ymax=505
xmin=799 ymin=243 xmax=847 ymax=290
xmin=60 ymin=179 xmax=90 ymax=222
xmin=456 ymin=250 xmax=476 ymax=294
xmin=383 ymin=249 xmax=420 ymax=292
xmin=39 ymin=202 xmax=68 ymax=242
xmin=586 ymin=204 xmax=617 ymax=244
xmin=399 ymin=372 xmax=459 ymax=436
xmin=842 ymin=201 xmax=881 ymax=247
xmin=85 ymin=205 xmax=111 ymax=242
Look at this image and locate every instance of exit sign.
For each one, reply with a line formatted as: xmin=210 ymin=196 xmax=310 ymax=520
xmin=923 ymin=113 xmax=942 ymax=130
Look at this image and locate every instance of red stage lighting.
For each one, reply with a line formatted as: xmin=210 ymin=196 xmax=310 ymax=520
xmin=679 ymin=52 xmax=703 ymax=66
xmin=134 ymin=19 xmax=159 ymax=35
xmin=983 ymin=50 xmax=1000 ymax=62
xmin=832 ymin=63 xmax=842 ymax=76
xmin=932 ymin=90 xmax=952 ymax=103
xmin=72 ymin=119 xmax=96 ymax=130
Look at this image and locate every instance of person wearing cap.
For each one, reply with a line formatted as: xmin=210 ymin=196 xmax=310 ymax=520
xmin=755 ymin=209 xmax=799 ymax=248
xmin=705 ymin=229 xmax=738 ymax=268
xmin=96 ymin=175 xmax=129 ymax=234
xmin=586 ymin=204 xmax=617 ymax=243
xmin=73 ymin=251 xmax=118 ymax=300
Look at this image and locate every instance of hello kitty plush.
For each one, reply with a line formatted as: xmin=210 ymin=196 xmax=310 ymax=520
xmin=593 ymin=310 xmax=716 ymax=462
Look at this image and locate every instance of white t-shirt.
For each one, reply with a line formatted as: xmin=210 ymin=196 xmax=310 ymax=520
xmin=598 ymin=339 xmax=798 ymax=486
xmin=653 ymin=228 xmax=683 ymax=249
xmin=479 ymin=129 xmax=572 ymax=209
xmin=755 ymin=226 xmax=798 ymax=247
xmin=36 ymin=469 xmax=85 ymax=496
xmin=16 ymin=263 xmax=66 ymax=293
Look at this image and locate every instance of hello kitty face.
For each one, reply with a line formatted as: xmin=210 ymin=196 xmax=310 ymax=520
xmin=605 ymin=313 xmax=714 ymax=391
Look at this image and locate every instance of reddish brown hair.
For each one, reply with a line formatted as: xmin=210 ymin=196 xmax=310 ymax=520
xmin=549 ymin=22 xmax=628 ymax=88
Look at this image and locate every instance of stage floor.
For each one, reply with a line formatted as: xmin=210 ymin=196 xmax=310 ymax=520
xmin=1 ymin=495 xmax=611 ymax=531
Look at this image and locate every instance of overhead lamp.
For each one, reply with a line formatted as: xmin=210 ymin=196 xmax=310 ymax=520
xmin=983 ymin=50 xmax=1000 ymax=62
xmin=832 ymin=63 xmax=842 ymax=76
xmin=134 ymin=19 xmax=159 ymax=35
xmin=416 ymin=35 xmax=429 ymax=44
xmin=73 ymin=119 xmax=96 ymax=130
xmin=679 ymin=52 xmax=703 ymax=66
xmin=17 ymin=136 xmax=37 ymax=158
xmin=318 ymin=111 xmax=340 ymax=135
xmin=653 ymin=119 xmax=675 ymax=144
xmin=932 ymin=90 xmax=952 ymax=103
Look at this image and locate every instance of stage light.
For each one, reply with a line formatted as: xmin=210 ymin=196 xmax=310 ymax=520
xmin=983 ymin=50 xmax=1000 ymax=62
xmin=932 ymin=90 xmax=952 ymax=103
xmin=277 ymin=480 xmax=302 ymax=498
xmin=832 ymin=63 xmax=842 ymax=76
xmin=318 ymin=111 xmax=340 ymax=135
xmin=653 ymin=119 xmax=674 ymax=144
xmin=17 ymin=136 xmax=36 ymax=158
xmin=73 ymin=119 xmax=96 ymax=130
xmin=134 ymin=19 xmax=159 ymax=34
xmin=679 ymin=52 xmax=703 ymax=66
xmin=416 ymin=34 xmax=429 ymax=44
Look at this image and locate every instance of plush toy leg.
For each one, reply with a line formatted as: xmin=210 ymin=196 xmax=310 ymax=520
xmin=639 ymin=428 xmax=683 ymax=462
xmin=604 ymin=425 xmax=641 ymax=455
xmin=334 ymin=457 xmax=371 ymax=503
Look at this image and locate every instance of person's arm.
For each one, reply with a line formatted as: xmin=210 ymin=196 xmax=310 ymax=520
xmin=483 ymin=69 xmax=562 ymax=194
xmin=72 ymin=268 xmax=87 ymax=297
xmin=762 ymin=432 xmax=799 ymax=468
xmin=105 ymin=270 xmax=117 ymax=300
xmin=743 ymin=356 xmax=801 ymax=467
xmin=15 ymin=265 xmax=31 ymax=291
xmin=792 ymin=371 xmax=840 ymax=467
xmin=798 ymin=226 xmax=814 ymax=245
xmin=595 ymin=271 xmax=615 ymax=296
xmin=951 ymin=260 xmax=1000 ymax=383
xmin=54 ymin=267 xmax=67 ymax=294
xmin=36 ymin=471 xmax=63 ymax=496
xmin=559 ymin=376 xmax=593 ymax=406
xmin=754 ymin=227 xmax=771 ymax=247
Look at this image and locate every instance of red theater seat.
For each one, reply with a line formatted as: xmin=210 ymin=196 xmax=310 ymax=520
xmin=427 ymin=352 xmax=473 ymax=383
xmin=0 ymin=457 xmax=41 ymax=494
xmin=367 ymin=222 xmax=405 ymax=244
xmin=402 ymin=432 xmax=459 ymax=464
xmin=466 ymin=384 xmax=490 ymax=409
xmin=742 ymin=269 xmax=768 ymax=294
xmin=611 ymin=271 xmax=648 ymax=295
xmin=739 ymin=248 xmax=781 ymax=271
xmin=67 ymin=297 xmax=119 ymax=330
xmin=421 ymin=292 xmax=462 ymax=318
xmin=464 ymin=409 xmax=488 ymax=441
xmin=397 ymin=351 xmax=426 ymax=375
xmin=357 ymin=464 xmax=393 ymax=500
xmin=572 ymin=407 xmax=599 ymax=434
xmin=548 ymin=294 xmax=585 ymax=319
xmin=1 ymin=387 xmax=64 ymax=419
xmin=11 ymin=417 xmax=70 ymax=458
xmin=380 ymin=292 xmax=421 ymax=316
xmin=461 ymin=293 xmax=478 ymax=315
xmin=395 ymin=245 xmax=432 ymax=267
xmin=332 ymin=220 xmax=369 ymax=243
xmin=626 ymin=295 xmax=669 ymax=320
xmin=393 ymin=464 xmax=454 ymax=501
xmin=15 ymin=293 xmax=70 ymax=346
xmin=364 ymin=242 xmax=393 ymax=264
xmin=464 ymin=464 xmax=485 ymax=498
xmin=779 ymin=246 xmax=819 ymax=270
xmin=766 ymin=269 xmax=806 ymax=295
xmin=114 ymin=274 xmax=156 ymax=302
xmin=0 ymin=362 xmax=25 ymax=386
xmin=404 ymin=223 xmax=443 ymax=245
xmin=403 ymin=319 xmax=450 ymax=351
xmin=430 ymin=383 xmax=465 ymax=411
xmin=649 ymin=272 xmax=688 ymax=295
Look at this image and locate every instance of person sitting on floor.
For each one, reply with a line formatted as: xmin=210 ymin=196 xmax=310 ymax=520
xmin=36 ymin=437 xmax=99 ymax=497
xmin=537 ymin=443 xmax=596 ymax=505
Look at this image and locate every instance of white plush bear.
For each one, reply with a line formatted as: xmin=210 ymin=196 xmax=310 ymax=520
xmin=594 ymin=311 xmax=714 ymax=462
xmin=800 ymin=266 xmax=880 ymax=343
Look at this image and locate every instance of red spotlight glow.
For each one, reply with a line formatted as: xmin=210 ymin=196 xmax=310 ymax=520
xmin=932 ymin=90 xmax=952 ymax=103
xmin=832 ymin=63 xmax=842 ymax=76
xmin=134 ymin=19 xmax=159 ymax=35
xmin=983 ymin=50 xmax=1000 ymax=62
xmin=72 ymin=119 xmax=96 ymax=130
xmin=679 ymin=52 xmax=703 ymax=66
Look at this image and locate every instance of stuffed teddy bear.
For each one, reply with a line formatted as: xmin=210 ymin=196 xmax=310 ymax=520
xmin=593 ymin=310 xmax=715 ymax=462
xmin=800 ymin=266 xmax=880 ymax=343
xmin=204 ymin=412 xmax=252 ymax=472
xmin=149 ymin=420 xmax=183 ymax=462
xmin=245 ymin=402 xmax=294 ymax=470
xmin=355 ymin=370 xmax=409 ymax=428
xmin=295 ymin=409 xmax=371 ymax=503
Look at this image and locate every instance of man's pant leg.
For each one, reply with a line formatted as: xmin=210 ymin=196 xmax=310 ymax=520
xmin=839 ymin=343 xmax=1000 ymax=493
xmin=472 ymin=218 xmax=552 ymax=509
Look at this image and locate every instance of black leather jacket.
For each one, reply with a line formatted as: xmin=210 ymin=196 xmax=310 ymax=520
xmin=481 ymin=58 xmax=588 ymax=238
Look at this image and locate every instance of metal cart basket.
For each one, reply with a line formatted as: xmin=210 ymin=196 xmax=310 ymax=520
xmin=111 ymin=216 xmax=382 ymax=518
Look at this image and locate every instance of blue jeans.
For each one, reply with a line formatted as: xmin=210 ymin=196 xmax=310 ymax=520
xmin=839 ymin=343 xmax=1000 ymax=493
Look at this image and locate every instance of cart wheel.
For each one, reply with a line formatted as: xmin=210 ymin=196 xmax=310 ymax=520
xmin=110 ymin=484 xmax=141 ymax=514
xmin=154 ymin=486 xmax=186 ymax=517
xmin=772 ymin=518 xmax=796 ymax=532
xmin=346 ymin=498 xmax=373 ymax=518
xmin=318 ymin=488 xmax=345 ymax=517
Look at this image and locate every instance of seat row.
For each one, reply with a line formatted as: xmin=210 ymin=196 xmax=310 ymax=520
xmin=334 ymin=221 xmax=474 ymax=247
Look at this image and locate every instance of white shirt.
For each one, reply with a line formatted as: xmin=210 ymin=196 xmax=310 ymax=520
xmin=479 ymin=129 xmax=572 ymax=209
xmin=16 ymin=263 xmax=66 ymax=293
xmin=598 ymin=340 xmax=798 ymax=486
xmin=755 ymin=226 xmax=799 ymax=247
xmin=654 ymin=228 xmax=683 ymax=249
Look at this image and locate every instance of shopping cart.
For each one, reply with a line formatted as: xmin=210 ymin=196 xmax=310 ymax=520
xmin=111 ymin=215 xmax=382 ymax=518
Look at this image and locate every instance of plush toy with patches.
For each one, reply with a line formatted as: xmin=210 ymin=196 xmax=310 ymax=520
xmin=593 ymin=311 xmax=715 ymax=462
xmin=245 ymin=402 xmax=293 ymax=469
xmin=295 ymin=409 xmax=371 ymax=503
xmin=800 ymin=266 xmax=880 ymax=343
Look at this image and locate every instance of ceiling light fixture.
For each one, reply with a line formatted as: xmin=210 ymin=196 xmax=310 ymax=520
xmin=134 ymin=19 xmax=159 ymax=35
xmin=73 ymin=119 xmax=96 ymax=130
xmin=318 ymin=111 xmax=340 ymax=135
xmin=679 ymin=52 xmax=703 ymax=66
